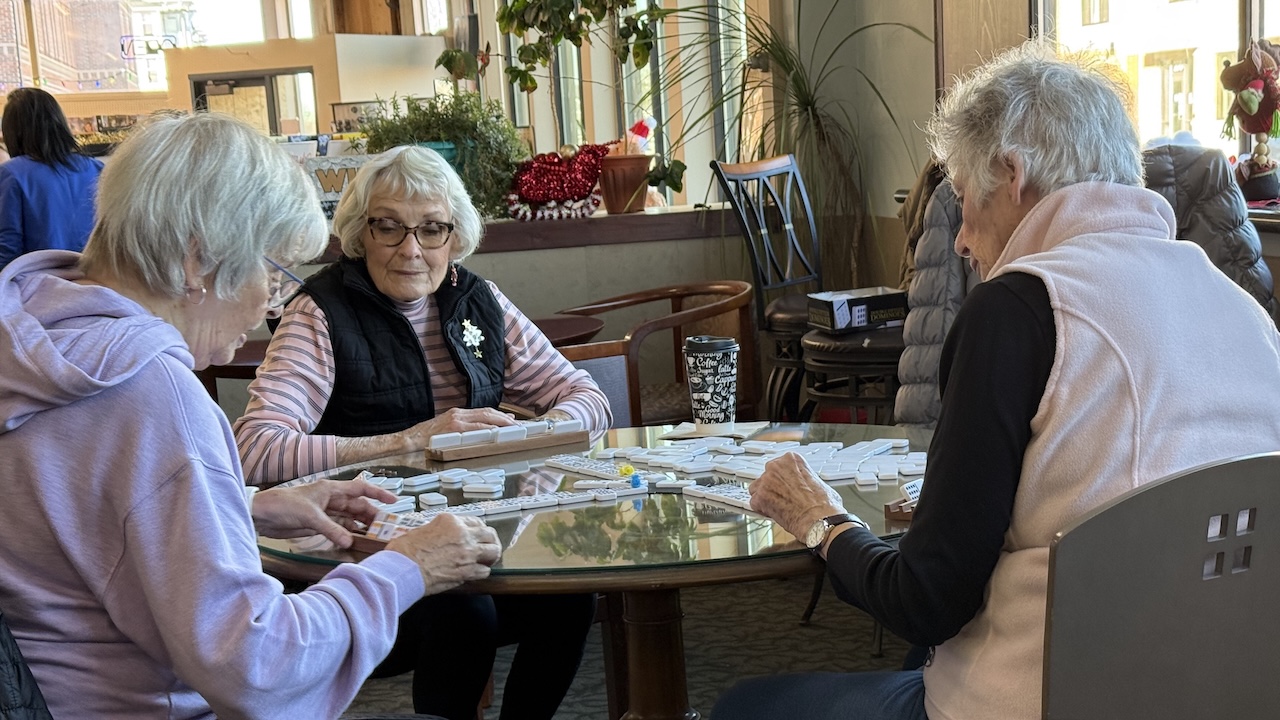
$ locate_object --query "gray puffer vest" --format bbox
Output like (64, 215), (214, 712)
(1143, 143), (1278, 321)
(894, 180), (971, 429)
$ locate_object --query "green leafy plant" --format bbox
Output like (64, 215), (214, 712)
(496, 1), (635, 94)
(495, 1), (684, 193)
(358, 92), (529, 218)
(620, 3), (931, 286)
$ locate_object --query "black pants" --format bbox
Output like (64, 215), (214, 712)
(371, 593), (595, 720)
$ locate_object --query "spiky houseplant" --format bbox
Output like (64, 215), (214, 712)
(623, 2), (930, 286)
(359, 92), (529, 218)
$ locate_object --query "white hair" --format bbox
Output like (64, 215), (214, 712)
(80, 112), (327, 299)
(332, 145), (484, 262)
(926, 41), (1144, 202)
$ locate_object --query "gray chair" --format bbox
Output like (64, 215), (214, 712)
(1043, 452), (1280, 719)
(559, 341), (634, 429)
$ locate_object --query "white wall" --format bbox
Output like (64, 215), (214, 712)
(333, 34), (452, 102)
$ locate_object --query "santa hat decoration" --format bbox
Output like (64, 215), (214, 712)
(627, 117), (657, 152)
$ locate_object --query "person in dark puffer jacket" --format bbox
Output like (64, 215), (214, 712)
(1142, 141), (1278, 322)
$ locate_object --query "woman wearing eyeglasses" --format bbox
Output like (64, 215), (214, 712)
(233, 145), (609, 720)
(0, 114), (505, 718)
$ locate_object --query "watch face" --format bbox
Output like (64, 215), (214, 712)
(805, 519), (828, 549)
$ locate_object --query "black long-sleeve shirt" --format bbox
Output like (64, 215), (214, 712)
(825, 272), (1056, 647)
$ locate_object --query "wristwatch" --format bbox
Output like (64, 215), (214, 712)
(804, 513), (865, 554)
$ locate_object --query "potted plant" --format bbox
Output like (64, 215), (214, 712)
(358, 92), (529, 218)
(622, 2), (930, 286)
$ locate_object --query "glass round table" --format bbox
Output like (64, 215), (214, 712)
(258, 422), (930, 720)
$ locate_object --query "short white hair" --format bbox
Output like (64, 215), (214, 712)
(927, 41), (1144, 202)
(331, 145), (484, 262)
(80, 113), (327, 299)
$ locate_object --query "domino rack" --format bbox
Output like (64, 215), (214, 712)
(424, 430), (591, 461)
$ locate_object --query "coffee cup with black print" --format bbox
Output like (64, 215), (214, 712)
(683, 335), (739, 432)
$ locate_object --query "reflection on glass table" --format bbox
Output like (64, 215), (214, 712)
(256, 423), (931, 720)
(258, 423), (928, 575)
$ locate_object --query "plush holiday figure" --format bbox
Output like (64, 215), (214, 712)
(1221, 40), (1280, 199)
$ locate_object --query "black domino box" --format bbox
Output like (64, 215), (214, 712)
(807, 287), (908, 334)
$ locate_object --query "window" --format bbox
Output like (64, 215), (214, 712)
(1, 0), (315, 95)
(423, 0), (449, 35)
(554, 40), (585, 146)
(1083, 0), (1108, 26)
(1043, 0), (1239, 160)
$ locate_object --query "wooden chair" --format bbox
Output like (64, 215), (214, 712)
(556, 281), (758, 427)
(711, 155), (821, 421)
(1043, 453), (1280, 719)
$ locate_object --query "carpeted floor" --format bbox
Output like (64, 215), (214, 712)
(347, 576), (911, 718)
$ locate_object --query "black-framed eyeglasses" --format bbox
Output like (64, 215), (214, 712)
(264, 256), (305, 309)
(367, 216), (455, 250)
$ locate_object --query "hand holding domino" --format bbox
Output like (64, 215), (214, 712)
(386, 513), (502, 595)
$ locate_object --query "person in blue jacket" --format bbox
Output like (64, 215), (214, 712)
(0, 88), (103, 270)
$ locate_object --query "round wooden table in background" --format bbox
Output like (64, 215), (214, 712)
(531, 314), (606, 346)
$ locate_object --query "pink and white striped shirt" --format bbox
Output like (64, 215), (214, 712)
(233, 281), (611, 486)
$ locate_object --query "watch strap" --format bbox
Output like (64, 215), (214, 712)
(812, 513), (865, 555)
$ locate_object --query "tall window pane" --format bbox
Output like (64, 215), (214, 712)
(1045, 0), (1238, 160)
(555, 40), (584, 146)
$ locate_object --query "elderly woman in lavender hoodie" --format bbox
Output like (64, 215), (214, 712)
(0, 113), (500, 718)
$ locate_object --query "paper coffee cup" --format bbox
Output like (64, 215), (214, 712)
(683, 335), (739, 432)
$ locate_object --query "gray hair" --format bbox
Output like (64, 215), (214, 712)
(331, 145), (483, 262)
(79, 112), (327, 299)
(926, 41), (1144, 203)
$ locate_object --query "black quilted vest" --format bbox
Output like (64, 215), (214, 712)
(303, 257), (506, 437)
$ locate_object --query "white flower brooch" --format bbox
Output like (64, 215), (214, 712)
(462, 319), (485, 359)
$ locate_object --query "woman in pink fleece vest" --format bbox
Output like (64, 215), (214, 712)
(715, 41), (1280, 720)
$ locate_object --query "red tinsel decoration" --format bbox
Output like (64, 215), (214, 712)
(511, 142), (613, 204)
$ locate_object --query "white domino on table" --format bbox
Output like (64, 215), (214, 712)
(462, 482), (504, 497)
(417, 492), (448, 508)
(402, 473), (440, 490)
(544, 454), (628, 481)
(518, 495), (559, 511)
(475, 498), (525, 516)
(550, 490), (597, 505)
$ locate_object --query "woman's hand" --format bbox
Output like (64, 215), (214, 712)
(251, 480), (397, 548)
(748, 452), (847, 539)
(387, 514), (502, 595)
(400, 407), (519, 452)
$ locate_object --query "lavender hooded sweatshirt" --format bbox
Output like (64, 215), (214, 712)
(0, 251), (425, 718)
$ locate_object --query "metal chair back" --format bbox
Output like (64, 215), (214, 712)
(711, 155), (823, 330)
(1044, 452), (1280, 719)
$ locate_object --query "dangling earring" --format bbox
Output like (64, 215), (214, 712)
(185, 286), (207, 306)
(450, 263), (458, 287)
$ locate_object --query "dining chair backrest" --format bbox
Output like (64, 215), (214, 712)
(559, 341), (634, 429)
(557, 281), (758, 426)
(711, 155), (823, 330)
(1043, 452), (1280, 719)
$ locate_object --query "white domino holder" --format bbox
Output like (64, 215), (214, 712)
(425, 419), (590, 462)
